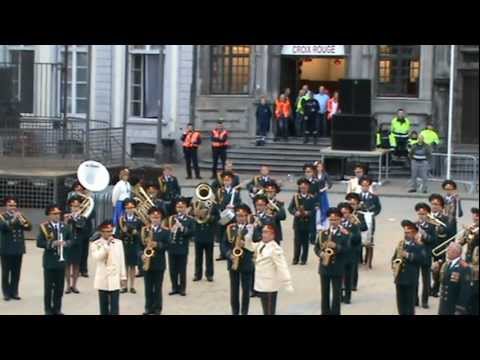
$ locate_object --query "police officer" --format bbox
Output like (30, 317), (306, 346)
(392, 220), (426, 315)
(216, 172), (242, 261)
(158, 165), (181, 216)
(414, 202), (437, 309)
(181, 123), (202, 179)
(428, 194), (450, 297)
(314, 208), (350, 315)
(221, 204), (255, 315)
(192, 200), (219, 282)
(302, 91), (320, 144)
(210, 120), (229, 179)
(338, 202), (363, 304)
(288, 178), (316, 265)
(438, 243), (472, 315)
(166, 198), (194, 296)
(140, 207), (170, 315)
(36, 204), (73, 315)
(115, 198), (143, 294)
(0, 196), (32, 301)
(408, 134), (432, 193)
(390, 108), (411, 159)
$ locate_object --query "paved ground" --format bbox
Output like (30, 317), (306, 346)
(1, 191), (477, 315)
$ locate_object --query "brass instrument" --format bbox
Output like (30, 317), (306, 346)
(392, 239), (406, 281)
(12, 211), (31, 227)
(426, 213), (447, 228)
(294, 195), (308, 220)
(142, 227), (155, 271)
(321, 228), (335, 266)
(158, 176), (167, 195)
(219, 180), (249, 226)
(132, 184), (155, 225)
(230, 226), (246, 271)
(267, 199), (280, 213)
(193, 183), (216, 224)
(349, 212), (361, 225)
(471, 246), (479, 282)
(431, 228), (467, 257)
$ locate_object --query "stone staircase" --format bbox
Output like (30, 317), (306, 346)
(198, 137), (412, 179)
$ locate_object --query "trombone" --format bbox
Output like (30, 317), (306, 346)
(431, 228), (466, 257)
(426, 213), (447, 228)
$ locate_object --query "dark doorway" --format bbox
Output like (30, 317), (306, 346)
(280, 57), (299, 136)
(9, 50), (34, 114)
(461, 71), (479, 145)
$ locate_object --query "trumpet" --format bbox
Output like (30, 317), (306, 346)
(267, 199), (280, 213)
(58, 231), (65, 262)
(14, 211), (30, 227)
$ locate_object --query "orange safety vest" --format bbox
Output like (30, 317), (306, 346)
(211, 129), (229, 148)
(183, 131), (201, 148)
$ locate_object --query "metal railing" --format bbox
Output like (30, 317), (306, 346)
(429, 153), (479, 193)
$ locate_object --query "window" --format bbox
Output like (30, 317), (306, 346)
(8, 48), (35, 113)
(210, 45), (251, 94)
(131, 143), (156, 158)
(128, 45), (161, 118)
(376, 45), (420, 97)
(59, 45), (88, 115)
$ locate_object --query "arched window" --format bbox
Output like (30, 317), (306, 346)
(377, 45), (420, 97)
(210, 45), (251, 94)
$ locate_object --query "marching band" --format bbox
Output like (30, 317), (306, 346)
(0, 161), (478, 316)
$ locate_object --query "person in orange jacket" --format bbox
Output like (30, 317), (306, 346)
(275, 94), (292, 142)
(181, 123), (202, 179)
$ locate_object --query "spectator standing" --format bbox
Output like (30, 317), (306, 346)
(408, 134), (432, 193)
(274, 94), (292, 142)
(181, 123), (202, 179)
(313, 86), (330, 138)
(210, 120), (229, 179)
(326, 91), (340, 137)
(302, 91), (320, 144)
(391, 109), (411, 159)
(255, 96), (272, 146)
(294, 89), (307, 138)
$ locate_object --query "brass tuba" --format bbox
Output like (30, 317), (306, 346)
(132, 184), (155, 225)
(76, 160), (110, 219)
(193, 183), (216, 224)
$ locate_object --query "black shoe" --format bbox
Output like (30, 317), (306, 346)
(121, 288), (128, 294)
(4, 296), (11, 301)
(431, 292), (439, 298)
(11, 295), (21, 300)
(179, 291), (186, 296)
(207, 277), (214, 282)
(300, 261), (306, 265)
(56, 312), (65, 315)
(71, 288), (80, 294)
(344, 299), (351, 304)
(135, 274), (144, 278)
(65, 287), (72, 295)
(143, 311), (153, 315)
(292, 261), (299, 265)
(130, 288), (136, 294)
(195, 176), (203, 180)
(415, 300), (419, 307)
(408, 189), (417, 193)
(153, 311), (161, 315)
(422, 303), (429, 309)
(352, 288), (357, 292)
(216, 257), (226, 261)
(186, 176), (192, 180)
(169, 290), (178, 296)
(193, 277), (201, 282)
(81, 273), (89, 278)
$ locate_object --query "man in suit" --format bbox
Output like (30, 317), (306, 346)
(428, 194), (451, 297)
(392, 220), (426, 315)
(158, 165), (181, 216)
(221, 204), (255, 315)
(91, 221), (127, 315)
(215, 172), (242, 261)
(314, 208), (350, 315)
(438, 242), (472, 315)
(36, 204), (73, 315)
(358, 176), (381, 268)
(288, 178), (316, 265)
(140, 207), (170, 315)
(414, 202), (437, 309)
(166, 198), (194, 296)
(252, 224), (294, 315)
(0, 196), (32, 301)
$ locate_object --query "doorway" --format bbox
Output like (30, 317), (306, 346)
(9, 50), (34, 114)
(461, 71), (479, 145)
(279, 56), (347, 137)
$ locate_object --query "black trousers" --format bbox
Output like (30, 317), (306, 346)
(98, 290), (120, 315)
(1, 255), (22, 297)
(144, 270), (164, 313)
(229, 270), (252, 315)
(194, 242), (214, 279)
(396, 284), (416, 315)
(184, 148), (200, 178)
(44, 269), (65, 315)
(352, 250), (360, 289)
(258, 291), (278, 315)
(343, 261), (354, 301)
(320, 274), (342, 315)
(293, 229), (310, 263)
(216, 224), (228, 259)
(471, 286), (479, 315)
(415, 264), (431, 306)
(304, 114), (316, 136)
(168, 254), (187, 293)
(212, 147), (227, 175)
(79, 239), (89, 274)
(316, 113), (326, 137)
(325, 117), (331, 137)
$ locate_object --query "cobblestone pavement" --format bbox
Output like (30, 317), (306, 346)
(1, 192), (476, 315)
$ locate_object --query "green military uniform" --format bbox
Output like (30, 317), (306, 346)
(0, 212), (32, 300)
(288, 193), (315, 264)
(246, 175), (275, 201)
(340, 218), (361, 303)
(216, 186), (242, 259)
(221, 222), (255, 315)
(158, 175), (181, 216)
(36, 221), (73, 315)
(140, 224), (170, 314)
(115, 214), (143, 267)
(166, 214), (194, 295)
(193, 204), (220, 280)
(430, 212), (450, 297)
(314, 227), (350, 315)
(438, 259), (472, 315)
(210, 172), (240, 193)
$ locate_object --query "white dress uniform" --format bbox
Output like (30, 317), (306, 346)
(91, 238), (127, 291)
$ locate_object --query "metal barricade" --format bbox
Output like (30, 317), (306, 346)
(429, 153), (478, 193)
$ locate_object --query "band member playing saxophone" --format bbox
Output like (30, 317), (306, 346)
(91, 221), (127, 315)
(428, 194), (450, 297)
(221, 204), (255, 315)
(264, 181), (286, 244)
(115, 198), (143, 294)
(414, 202), (437, 309)
(457, 207), (479, 263)
(288, 178), (316, 265)
(36, 204), (73, 315)
(140, 207), (170, 315)
(314, 208), (350, 315)
(393, 221), (426, 315)
(165, 198), (194, 296)
(0, 196), (32, 301)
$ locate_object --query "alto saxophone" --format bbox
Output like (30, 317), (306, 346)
(142, 227), (155, 271)
(321, 228), (335, 266)
(392, 239), (406, 281)
(230, 225), (246, 271)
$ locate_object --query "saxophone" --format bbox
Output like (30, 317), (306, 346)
(321, 228), (335, 266)
(229, 225), (245, 271)
(142, 227), (155, 272)
(392, 239), (406, 281)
